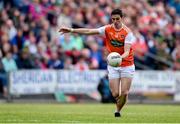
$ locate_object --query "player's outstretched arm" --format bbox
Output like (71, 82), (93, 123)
(58, 27), (100, 35)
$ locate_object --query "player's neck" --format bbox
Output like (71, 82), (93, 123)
(113, 23), (123, 31)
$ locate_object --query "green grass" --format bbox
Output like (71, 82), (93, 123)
(0, 103), (180, 123)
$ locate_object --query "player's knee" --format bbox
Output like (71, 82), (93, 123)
(111, 91), (119, 98)
(113, 94), (120, 103)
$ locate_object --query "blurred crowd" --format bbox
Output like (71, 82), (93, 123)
(0, 0), (180, 96)
(0, 0), (180, 71)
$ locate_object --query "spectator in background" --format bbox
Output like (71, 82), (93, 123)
(81, 48), (99, 69)
(156, 41), (173, 69)
(99, 47), (108, 69)
(1, 51), (17, 72)
(1, 34), (11, 56)
(89, 42), (102, 68)
(132, 29), (148, 69)
(63, 57), (74, 70)
(172, 41), (180, 70)
(5, 19), (17, 41)
(35, 57), (48, 69)
(40, 19), (51, 41)
(15, 48), (35, 69)
(71, 34), (84, 51)
(60, 34), (74, 51)
(74, 55), (89, 71)
(10, 28), (26, 55)
(47, 51), (63, 69)
(37, 32), (49, 56)
(168, 0), (180, 14)
(0, 58), (8, 97)
(25, 31), (38, 55)
(57, 4), (72, 27)
(29, 0), (47, 21)
(68, 48), (81, 65)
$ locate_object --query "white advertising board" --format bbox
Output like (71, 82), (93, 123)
(131, 71), (176, 93)
(56, 70), (106, 94)
(9, 70), (177, 95)
(10, 70), (57, 94)
(174, 72), (180, 101)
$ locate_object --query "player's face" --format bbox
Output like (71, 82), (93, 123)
(111, 14), (122, 28)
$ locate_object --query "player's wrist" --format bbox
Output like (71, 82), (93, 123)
(70, 28), (74, 33)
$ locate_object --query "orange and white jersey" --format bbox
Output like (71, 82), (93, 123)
(98, 24), (134, 67)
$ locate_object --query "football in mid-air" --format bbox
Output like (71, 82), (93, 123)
(107, 52), (122, 67)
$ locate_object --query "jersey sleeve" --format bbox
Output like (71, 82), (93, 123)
(124, 32), (135, 44)
(97, 26), (106, 35)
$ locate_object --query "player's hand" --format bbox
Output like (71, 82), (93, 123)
(58, 27), (72, 35)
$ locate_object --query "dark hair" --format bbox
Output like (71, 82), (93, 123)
(111, 9), (123, 18)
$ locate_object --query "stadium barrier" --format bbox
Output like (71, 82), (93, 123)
(8, 70), (180, 102)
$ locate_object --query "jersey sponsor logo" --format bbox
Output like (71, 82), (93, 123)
(110, 40), (124, 47)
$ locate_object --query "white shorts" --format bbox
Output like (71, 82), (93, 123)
(107, 65), (135, 79)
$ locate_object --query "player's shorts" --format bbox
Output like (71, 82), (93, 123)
(107, 64), (135, 79)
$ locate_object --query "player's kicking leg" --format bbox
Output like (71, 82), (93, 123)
(115, 65), (135, 117)
(109, 78), (121, 117)
(117, 77), (132, 113)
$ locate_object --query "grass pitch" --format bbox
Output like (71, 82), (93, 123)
(0, 103), (180, 123)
